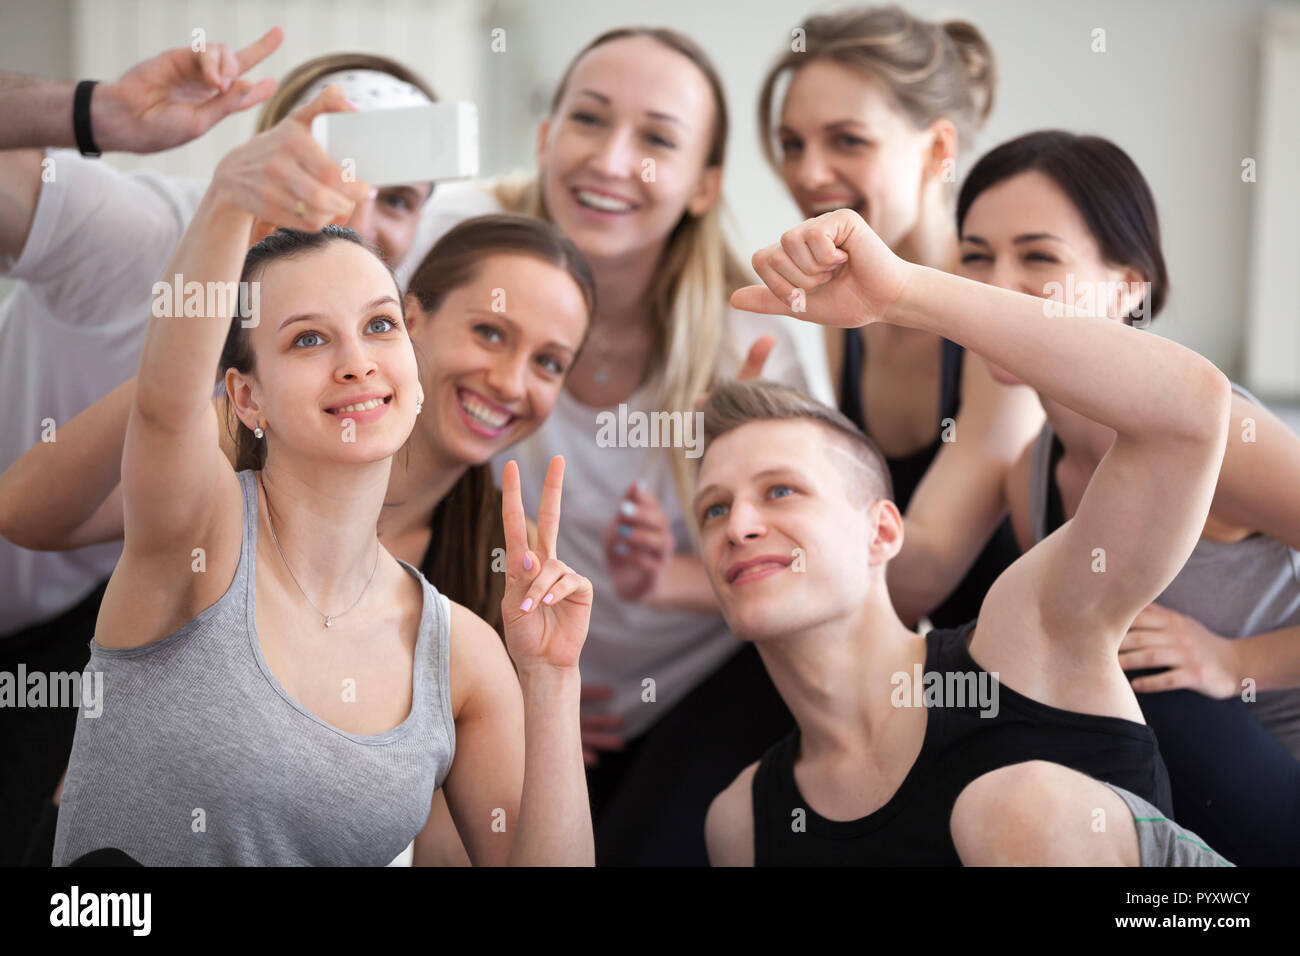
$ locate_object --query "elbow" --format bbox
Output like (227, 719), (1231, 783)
(0, 499), (20, 547)
(133, 380), (194, 433)
(0, 505), (51, 551)
(1178, 362), (1233, 449)
(0, 503), (69, 551)
(0, 480), (35, 549)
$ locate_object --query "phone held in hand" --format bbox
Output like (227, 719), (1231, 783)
(311, 102), (479, 187)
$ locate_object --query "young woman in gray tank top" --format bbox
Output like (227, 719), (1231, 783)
(956, 131), (1300, 865)
(48, 86), (597, 866)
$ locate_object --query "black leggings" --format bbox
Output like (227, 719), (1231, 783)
(1135, 675), (1300, 865)
(585, 643), (794, 866)
(0, 580), (108, 866)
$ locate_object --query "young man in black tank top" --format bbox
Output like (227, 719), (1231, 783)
(694, 209), (1233, 866)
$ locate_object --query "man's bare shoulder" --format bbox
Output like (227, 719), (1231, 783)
(705, 760), (759, 867)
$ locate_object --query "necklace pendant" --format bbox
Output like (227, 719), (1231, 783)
(324, 616), (333, 628)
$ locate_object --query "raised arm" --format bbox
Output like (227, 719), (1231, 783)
(888, 357), (1043, 626)
(733, 209), (1231, 650)
(1121, 391), (1300, 697)
(98, 87), (370, 651)
(0, 29), (281, 262)
(0, 30), (281, 152)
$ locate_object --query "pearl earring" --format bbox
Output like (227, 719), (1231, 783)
(254, 425), (264, 439)
(415, 399), (423, 415)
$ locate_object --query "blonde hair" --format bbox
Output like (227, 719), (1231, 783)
(758, 5), (997, 167)
(254, 53), (437, 132)
(492, 27), (748, 519)
(702, 380), (893, 507)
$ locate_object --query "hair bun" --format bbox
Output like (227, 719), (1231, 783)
(942, 19), (997, 129)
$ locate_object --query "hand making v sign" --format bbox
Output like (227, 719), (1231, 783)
(500, 457), (593, 675)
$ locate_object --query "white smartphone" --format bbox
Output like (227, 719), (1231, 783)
(311, 102), (478, 187)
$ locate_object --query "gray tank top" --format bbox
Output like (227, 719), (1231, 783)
(1027, 386), (1300, 757)
(53, 469), (456, 866)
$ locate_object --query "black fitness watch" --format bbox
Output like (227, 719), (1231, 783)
(73, 79), (102, 157)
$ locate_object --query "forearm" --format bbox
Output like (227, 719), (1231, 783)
(646, 553), (724, 614)
(0, 74), (135, 151)
(889, 264), (1227, 443)
(0, 377), (134, 549)
(508, 665), (593, 865)
(1231, 627), (1300, 693)
(0, 74), (78, 150)
(888, 523), (955, 627)
(135, 191), (252, 427)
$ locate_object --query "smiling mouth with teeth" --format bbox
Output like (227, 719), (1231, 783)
(326, 395), (392, 415)
(574, 188), (638, 214)
(456, 387), (516, 433)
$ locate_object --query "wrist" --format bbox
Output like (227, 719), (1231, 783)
(516, 662), (582, 696)
(198, 179), (254, 226)
(882, 259), (926, 330)
(640, 566), (671, 609)
(87, 81), (131, 153)
(1224, 636), (1249, 693)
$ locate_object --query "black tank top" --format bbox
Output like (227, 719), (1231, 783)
(1044, 432), (1067, 532)
(839, 329), (1021, 628)
(750, 619), (1173, 865)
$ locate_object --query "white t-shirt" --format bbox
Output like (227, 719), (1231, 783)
(0, 150), (206, 637)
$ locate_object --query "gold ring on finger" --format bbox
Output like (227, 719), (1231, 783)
(295, 199), (307, 218)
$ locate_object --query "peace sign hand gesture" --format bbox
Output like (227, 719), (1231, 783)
(500, 457), (593, 674)
(97, 27), (284, 154)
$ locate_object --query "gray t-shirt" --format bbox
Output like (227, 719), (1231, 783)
(53, 469), (455, 866)
(1027, 386), (1300, 758)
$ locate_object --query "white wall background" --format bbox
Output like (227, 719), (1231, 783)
(2, 0), (1297, 400)
(487, 0), (1291, 391)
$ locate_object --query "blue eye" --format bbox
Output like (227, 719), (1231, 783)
(537, 354), (565, 375)
(475, 323), (505, 344)
(382, 193), (411, 211)
(769, 484), (795, 499)
(293, 331), (323, 348)
(367, 316), (396, 334)
(571, 111), (601, 126)
(702, 503), (728, 521)
(836, 134), (870, 149)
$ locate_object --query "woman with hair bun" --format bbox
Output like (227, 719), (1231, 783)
(758, 6), (1043, 632)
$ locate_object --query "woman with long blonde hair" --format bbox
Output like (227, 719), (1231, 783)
(404, 26), (809, 864)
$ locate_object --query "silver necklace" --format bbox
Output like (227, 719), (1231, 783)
(259, 474), (380, 628)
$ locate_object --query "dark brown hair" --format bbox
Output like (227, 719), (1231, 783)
(406, 214), (596, 318)
(956, 131), (1169, 324)
(758, 6), (997, 169)
(406, 214), (596, 632)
